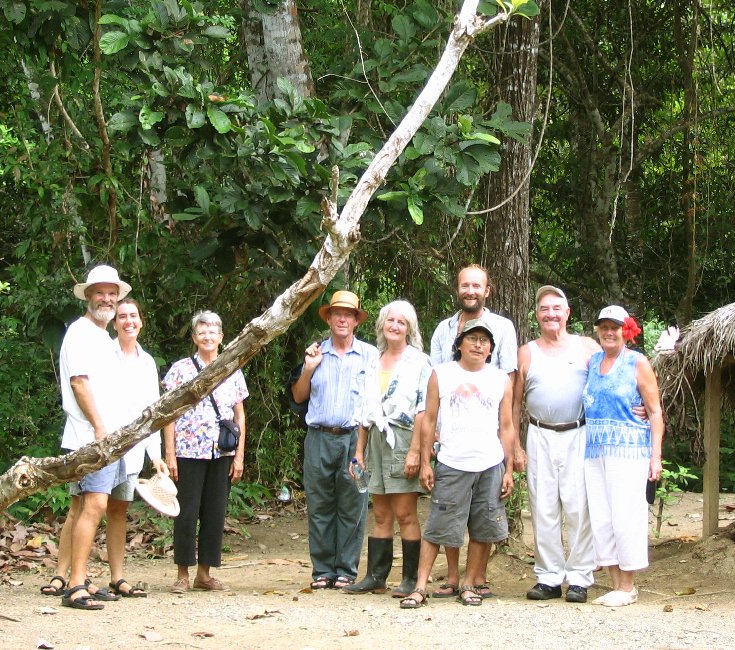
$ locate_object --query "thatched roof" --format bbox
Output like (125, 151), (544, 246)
(653, 303), (735, 451)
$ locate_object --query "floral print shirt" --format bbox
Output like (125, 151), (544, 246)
(162, 354), (248, 459)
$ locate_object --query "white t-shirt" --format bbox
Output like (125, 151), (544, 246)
(114, 340), (162, 474)
(60, 316), (122, 450)
(434, 361), (507, 472)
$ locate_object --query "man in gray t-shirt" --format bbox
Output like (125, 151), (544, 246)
(429, 264), (520, 599)
(513, 286), (599, 604)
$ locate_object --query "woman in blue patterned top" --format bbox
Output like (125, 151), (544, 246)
(345, 300), (431, 598)
(582, 305), (663, 607)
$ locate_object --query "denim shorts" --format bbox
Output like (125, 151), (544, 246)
(67, 455), (128, 496)
(423, 461), (508, 547)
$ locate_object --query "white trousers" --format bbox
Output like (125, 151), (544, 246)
(584, 454), (649, 571)
(526, 424), (595, 588)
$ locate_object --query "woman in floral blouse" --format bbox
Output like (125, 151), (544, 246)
(163, 311), (247, 594)
(345, 300), (431, 598)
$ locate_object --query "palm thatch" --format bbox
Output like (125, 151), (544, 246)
(653, 303), (735, 458)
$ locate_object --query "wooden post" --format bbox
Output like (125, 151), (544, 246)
(702, 366), (722, 537)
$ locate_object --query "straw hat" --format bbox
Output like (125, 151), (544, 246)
(317, 290), (369, 325)
(73, 265), (132, 301)
(135, 472), (180, 517)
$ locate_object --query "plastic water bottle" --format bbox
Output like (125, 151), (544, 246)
(351, 458), (368, 493)
(277, 485), (291, 503)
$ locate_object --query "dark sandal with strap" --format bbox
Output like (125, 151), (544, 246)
(61, 584), (105, 610)
(400, 588), (427, 609)
(84, 578), (120, 601)
(310, 576), (334, 590)
(109, 578), (147, 598)
(40, 575), (67, 597)
(431, 582), (459, 598)
(333, 576), (354, 589)
(473, 583), (495, 599)
(457, 585), (482, 606)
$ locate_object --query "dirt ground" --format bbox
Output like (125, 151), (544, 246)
(3, 492), (735, 650)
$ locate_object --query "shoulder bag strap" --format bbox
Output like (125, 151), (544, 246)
(190, 355), (221, 419)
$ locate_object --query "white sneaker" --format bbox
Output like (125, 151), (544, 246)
(592, 591), (614, 605)
(600, 588), (638, 607)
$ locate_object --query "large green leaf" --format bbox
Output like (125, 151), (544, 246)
(407, 196), (424, 225)
(185, 105), (206, 129)
(207, 107), (232, 134)
(99, 31), (130, 55)
(392, 15), (416, 43)
(194, 186), (211, 215)
(443, 82), (478, 113)
(107, 111), (138, 132)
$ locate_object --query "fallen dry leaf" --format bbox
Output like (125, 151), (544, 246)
(663, 604), (673, 612)
(344, 630), (360, 637)
(535, 603), (550, 608)
(192, 631), (215, 638)
(36, 638), (54, 649)
(694, 603), (710, 611)
(675, 587), (696, 596)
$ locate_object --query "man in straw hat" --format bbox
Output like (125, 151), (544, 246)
(43, 265), (134, 610)
(291, 290), (378, 590)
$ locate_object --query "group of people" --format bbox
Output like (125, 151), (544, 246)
(42, 265), (247, 610)
(42, 261), (663, 611)
(291, 265), (663, 609)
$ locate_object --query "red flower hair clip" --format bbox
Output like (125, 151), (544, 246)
(622, 316), (642, 342)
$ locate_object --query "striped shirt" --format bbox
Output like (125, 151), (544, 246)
(304, 337), (378, 429)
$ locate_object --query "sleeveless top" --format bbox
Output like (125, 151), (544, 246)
(434, 361), (506, 472)
(582, 349), (651, 460)
(525, 339), (587, 423)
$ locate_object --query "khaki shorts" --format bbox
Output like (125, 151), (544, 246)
(423, 461), (508, 547)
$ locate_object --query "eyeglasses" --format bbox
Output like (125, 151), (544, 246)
(464, 335), (491, 346)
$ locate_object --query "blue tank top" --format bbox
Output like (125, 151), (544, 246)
(582, 349), (651, 460)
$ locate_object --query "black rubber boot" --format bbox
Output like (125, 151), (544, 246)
(392, 538), (421, 598)
(343, 537), (393, 594)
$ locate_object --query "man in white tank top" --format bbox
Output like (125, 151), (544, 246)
(399, 319), (514, 608)
(513, 286), (599, 603)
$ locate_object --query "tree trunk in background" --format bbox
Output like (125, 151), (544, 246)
(479, 6), (541, 345)
(674, 1), (699, 327)
(356, 0), (372, 29)
(240, 0), (314, 101)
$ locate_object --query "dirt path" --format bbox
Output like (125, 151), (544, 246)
(3, 493), (735, 650)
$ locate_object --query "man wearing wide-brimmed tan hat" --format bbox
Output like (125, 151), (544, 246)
(45, 265), (132, 610)
(291, 290), (377, 590)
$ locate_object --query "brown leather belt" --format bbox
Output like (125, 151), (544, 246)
(314, 425), (355, 435)
(529, 416), (585, 432)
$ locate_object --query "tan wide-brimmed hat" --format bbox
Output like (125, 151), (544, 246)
(73, 265), (132, 301)
(135, 472), (180, 517)
(317, 290), (369, 325)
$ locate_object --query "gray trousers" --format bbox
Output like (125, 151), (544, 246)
(303, 427), (368, 580)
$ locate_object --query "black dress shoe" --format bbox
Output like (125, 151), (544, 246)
(526, 583), (562, 600)
(565, 585), (588, 603)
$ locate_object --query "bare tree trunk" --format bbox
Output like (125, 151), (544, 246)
(480, 4), (541, 344)
(674, 0), (699, 326)
(240, 0), (314, 101)
(0, 0), (523, 511)
(356, 0), (372, 29)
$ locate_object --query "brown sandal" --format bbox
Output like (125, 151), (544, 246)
(400, 588), (427, 609)
(457, 585), (482, 606)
